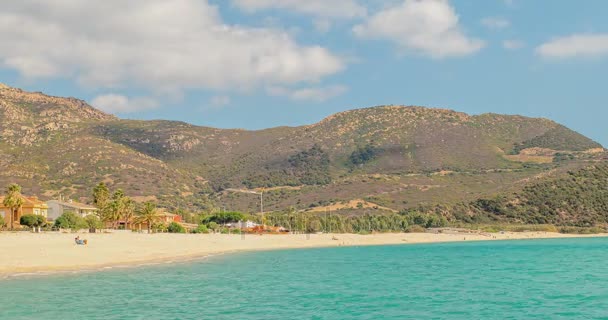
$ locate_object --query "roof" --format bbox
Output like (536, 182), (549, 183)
(47, 200), (98, 210)
(0, 195), (48, 208)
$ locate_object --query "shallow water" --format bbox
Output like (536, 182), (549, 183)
(2, 238), (608, 319)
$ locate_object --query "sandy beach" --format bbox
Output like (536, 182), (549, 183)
(1, 231), (606, 277)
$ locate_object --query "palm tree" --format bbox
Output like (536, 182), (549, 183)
(3, 184), (24, 230)
(109, 189), (126, 229)
(121, 197), (135, 230)
(136, 202), (160, 234)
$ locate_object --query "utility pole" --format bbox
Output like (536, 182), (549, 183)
(260, 189), (264, 226)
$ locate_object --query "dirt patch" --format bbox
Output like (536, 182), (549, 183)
(504, 154), (553, 164)
(305, 199), (397, 213)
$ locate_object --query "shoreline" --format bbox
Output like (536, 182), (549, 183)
(2, 231), (607, 279)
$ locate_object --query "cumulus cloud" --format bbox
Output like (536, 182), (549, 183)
(267, 85), (348, 101)
(0, 1), (344, 95)
(91, 94), (159, 114)
(481, 17), (510, 29)
(536, 34), (608, 59)
(353, 0), (484, 58)
(232, 0), (367, 18)
(503, 39), (524, 50)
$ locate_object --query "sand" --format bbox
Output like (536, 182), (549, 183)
(1, 231), (606, 277)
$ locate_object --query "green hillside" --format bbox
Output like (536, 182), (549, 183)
(0, 84), (605, 222)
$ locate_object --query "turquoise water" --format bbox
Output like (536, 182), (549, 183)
(2, 238), (608, 319)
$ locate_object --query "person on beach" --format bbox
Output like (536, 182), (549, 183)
(75, 236), (87, 245)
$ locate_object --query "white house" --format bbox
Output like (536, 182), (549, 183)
(47, 199), (98, 221)
(226, 220), (259, 229)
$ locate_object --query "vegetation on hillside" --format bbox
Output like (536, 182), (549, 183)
(512, 125), (602, 154)
(0, 84), (605, 219)
(349, 144), (380, 166)
(242, 144), (331, 188)
(429, 164), (608, 226)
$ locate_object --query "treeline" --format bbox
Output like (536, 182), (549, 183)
(262, 209), (447, 233)
(243, 144), (331, 188)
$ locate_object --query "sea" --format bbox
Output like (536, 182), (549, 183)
(2, 238), (608, 319)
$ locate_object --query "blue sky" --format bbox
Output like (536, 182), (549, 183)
(0, 0), (606, 146)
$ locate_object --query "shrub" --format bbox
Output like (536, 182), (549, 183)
(191, 224), (209, 234)
(167, 222), (186, 233)
(405, 225), (426, 233)
(54, 212), (87, 230)
(0, 215), (5, 228)
(20, 214), (46, 228)
(208, 222), (219, 232)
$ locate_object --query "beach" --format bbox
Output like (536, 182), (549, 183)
(1, 231), (606, 277)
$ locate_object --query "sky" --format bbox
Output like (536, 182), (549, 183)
(0, 0), (606, 146)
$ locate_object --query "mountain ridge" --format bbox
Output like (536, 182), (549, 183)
(0, 84), (604, 215)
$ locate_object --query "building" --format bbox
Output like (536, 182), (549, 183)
(226, 220), (259, 229)
(158, 211), (182, 223)
(46, 199), (98, 221)
(131, 210), (184, 232)
(0, 195), (49, 227)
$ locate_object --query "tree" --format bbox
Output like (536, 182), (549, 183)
(84, 215), (102, 231)
(204, 211), (244, 224)
(121, 197), (135, 229)
(136, 202), (160, 234)
(108, 189), (127, 229)
(93, 182), (111, 221)
(3, 184), (24, 229)
(54, 212), (87, 230)
(19, 214), (46, 229)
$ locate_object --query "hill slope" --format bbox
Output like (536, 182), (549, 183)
(0, 84), (604, 216)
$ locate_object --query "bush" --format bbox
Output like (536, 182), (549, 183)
(167, 222), (186, 233)
(208, 222), (219, 232)
(405, 225), (426, 233)
(0, 215), (5, 228)
(54, 212), (87, 230)
(20, 214), (46, 228)
(191, 224), (209, 234)
(559, 226), (605, 234)
(152, 222), (167, 233)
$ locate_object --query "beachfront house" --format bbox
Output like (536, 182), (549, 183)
(46, 199), (98, 221)
(132, 210), (183, 232)
(158, 211), (182, 224)
(0, 195), (49, 226)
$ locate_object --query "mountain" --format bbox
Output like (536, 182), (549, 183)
(0, 84), (605, 218)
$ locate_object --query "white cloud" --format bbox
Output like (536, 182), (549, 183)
(268, 85), (348, 101)
(91, 94), (159, 114)
(209, 95), (231, 108)
(313, 19), (332, 33)
(0, 1), (344, 95)
(503, 39), (524, 50)
(353, 0), (484, 58)
(481, 17), (510, 29)
(232, 0), (367, 18)
(536, 34), (608, 59)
